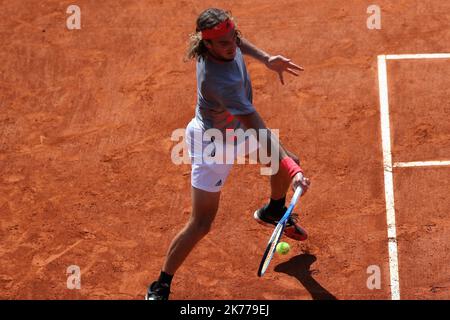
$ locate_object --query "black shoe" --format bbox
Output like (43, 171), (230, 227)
(145, 281), (170, 300)
(254, 204), (308, 241)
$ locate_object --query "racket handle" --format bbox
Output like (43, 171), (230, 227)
(290, 186), (303, 206)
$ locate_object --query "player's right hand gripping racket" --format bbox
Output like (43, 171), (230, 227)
(257, 186), (303, 277)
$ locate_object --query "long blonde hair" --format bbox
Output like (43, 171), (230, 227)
(184, 8), (242, 62)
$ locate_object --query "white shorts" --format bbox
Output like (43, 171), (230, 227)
(185, 118), (260, 192)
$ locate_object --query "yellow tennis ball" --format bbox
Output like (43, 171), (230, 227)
(276, 242), (290, 255)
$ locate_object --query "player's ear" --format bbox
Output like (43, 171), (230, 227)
(203, 40), (212, 49)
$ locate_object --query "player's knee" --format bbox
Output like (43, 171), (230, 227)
(190, 218), (213, 236)
(197, 222), (213, 237)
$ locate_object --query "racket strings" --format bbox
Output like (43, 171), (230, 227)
(259, 224), (284, 276)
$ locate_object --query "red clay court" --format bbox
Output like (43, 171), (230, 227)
(1, 0), (449, 299)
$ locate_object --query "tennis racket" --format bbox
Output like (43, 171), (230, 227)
(257, 186), (303, 277)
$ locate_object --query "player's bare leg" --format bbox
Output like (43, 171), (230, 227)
(162, 186), (220, 275)
(146, 186), (220, 300)
(270, 167), (290, 200)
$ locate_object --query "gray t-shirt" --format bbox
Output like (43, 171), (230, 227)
(195, 47), (255, 135)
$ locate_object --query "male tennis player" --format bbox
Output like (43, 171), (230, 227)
(146, 8), (311, 300)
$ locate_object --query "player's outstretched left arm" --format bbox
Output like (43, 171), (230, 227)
(238, 37), (304, 85)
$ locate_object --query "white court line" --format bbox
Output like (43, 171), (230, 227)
(386, 53), (450, 60)
(394, 161), (450, 168)
(377, 55), (401, 300)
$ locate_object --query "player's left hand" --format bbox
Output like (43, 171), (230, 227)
(265, 55), (304, 85)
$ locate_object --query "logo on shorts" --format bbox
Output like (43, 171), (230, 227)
(215, 179), (222, 186)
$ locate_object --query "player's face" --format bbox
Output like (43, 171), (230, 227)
(206, 29), (238, 61)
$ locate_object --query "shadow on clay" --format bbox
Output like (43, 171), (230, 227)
(274, 253), (337, 300)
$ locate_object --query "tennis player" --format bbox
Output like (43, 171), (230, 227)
(146, 8), (311, 300)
